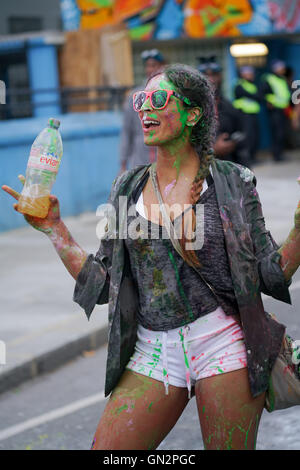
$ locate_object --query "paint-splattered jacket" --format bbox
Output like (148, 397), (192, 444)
(73, 158), (291, 398)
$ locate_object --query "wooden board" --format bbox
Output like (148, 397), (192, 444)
(58, 25), (133, 112)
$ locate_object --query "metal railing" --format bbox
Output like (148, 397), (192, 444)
(0, 85), (132, 119)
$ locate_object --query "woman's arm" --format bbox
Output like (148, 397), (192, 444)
(46, 217), (88, 280)
(278, 201), (300, 282)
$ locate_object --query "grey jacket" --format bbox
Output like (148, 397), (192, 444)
(74, 158), (291, 398)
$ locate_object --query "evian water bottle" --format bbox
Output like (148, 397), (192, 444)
(18, 118), (63, 218)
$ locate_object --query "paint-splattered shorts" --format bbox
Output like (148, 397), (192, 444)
(126, 306), (247, 399)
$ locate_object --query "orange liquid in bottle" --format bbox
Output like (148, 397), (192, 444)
(18, 195), (50, 218)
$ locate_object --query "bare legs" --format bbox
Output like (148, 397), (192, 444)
(91, 367), (265, 450)
(91, 370), (189, 450)
(195, 367), (265, 450)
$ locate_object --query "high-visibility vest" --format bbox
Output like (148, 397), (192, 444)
(233, 79), (260, 114)
(264, 73), (290, 109)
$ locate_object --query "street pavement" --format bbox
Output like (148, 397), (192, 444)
(0, 151), (299, 449)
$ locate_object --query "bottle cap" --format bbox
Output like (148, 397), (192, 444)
(48, 118), (60, 129)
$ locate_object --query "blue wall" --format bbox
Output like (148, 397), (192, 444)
(0, 112), (122, 232)
(0, 34), (62, 118)
(27, 39), (61, 117)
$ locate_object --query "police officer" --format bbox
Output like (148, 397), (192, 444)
(197, 56), (251, 168)
(261, 60), (291, 162)
(233, 66), (261, 164)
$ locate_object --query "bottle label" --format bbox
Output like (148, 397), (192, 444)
(27, 148), (60, 173)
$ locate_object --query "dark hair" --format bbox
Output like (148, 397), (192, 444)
(146, 63), (217, 267)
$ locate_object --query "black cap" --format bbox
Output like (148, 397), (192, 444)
(197, 56), (222, 74)
(141, 49), (165, 63)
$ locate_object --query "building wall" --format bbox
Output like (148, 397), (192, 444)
(132, 38), (227, 88)
(0, 0), (61, 35)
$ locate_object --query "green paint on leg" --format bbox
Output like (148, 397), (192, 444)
(148, 439), (156, 450)
(253, 414), (259, 449)
(148, 402), (153, 412)
(225, 427), (235, 450)
(236, 417), (253, 450)
(116, 404), (128, 415)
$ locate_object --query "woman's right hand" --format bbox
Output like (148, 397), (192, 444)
(2, 175), (61, 234)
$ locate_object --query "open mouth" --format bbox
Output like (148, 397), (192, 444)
(142, 119), (160, 130)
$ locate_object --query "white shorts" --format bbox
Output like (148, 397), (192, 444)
(126, 306), (247, 399)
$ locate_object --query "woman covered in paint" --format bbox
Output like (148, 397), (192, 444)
(3, 64), (300, 450)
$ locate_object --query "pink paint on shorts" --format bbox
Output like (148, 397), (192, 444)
(126, 306), (247, 397)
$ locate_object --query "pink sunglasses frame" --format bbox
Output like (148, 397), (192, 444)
(132, 89), (193, 112)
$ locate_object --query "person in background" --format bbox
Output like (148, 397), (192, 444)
(260, 60), (291, 162)
(233, 66), (261, 165)
(197, 56), (251, 169)
(284, 65), (300, 134)
(119, 49), (166, 173)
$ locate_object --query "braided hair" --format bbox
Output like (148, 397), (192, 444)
(146, 64), (217, 267)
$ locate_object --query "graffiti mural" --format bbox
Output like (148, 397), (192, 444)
(268, 0), (300, 32)
(60, 0), (300, 38)
(183, 0), (253, 38)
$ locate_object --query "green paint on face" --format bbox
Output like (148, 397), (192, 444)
(202, 406), (205, 413)
(142, 74), (193, 159)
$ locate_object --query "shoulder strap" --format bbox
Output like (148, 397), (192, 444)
(149, 163), (218, 299)
(149, 163), (184, 257)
